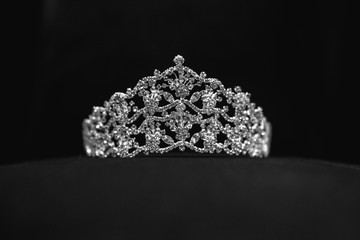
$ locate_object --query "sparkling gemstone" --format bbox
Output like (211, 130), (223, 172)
(154, 69), (161, 76)
(200, 71), (207, 79)
(163, 135), (174, 145)
(173, 55), (185, 66)
(190, 91), (201, 103)
(176, 103), (186, 112)
(190, 133), (200, 144)
(234, 86), (242, 93)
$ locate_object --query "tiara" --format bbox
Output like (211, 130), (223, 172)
(83, 55), (271, 158)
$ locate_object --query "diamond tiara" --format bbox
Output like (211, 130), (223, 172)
(83, 55), (271, 158)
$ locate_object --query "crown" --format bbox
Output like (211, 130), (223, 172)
(83, 55), (271, 158)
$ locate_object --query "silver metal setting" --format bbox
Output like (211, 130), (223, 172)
(83, 55), (271, 158)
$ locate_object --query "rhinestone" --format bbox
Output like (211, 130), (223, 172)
(234, 86), (242, 93)
(173, 55), (185, 66)
(154, 69), (161, 76)
(190, 133), (200, 144)
(200, 72), (207, 79)
(163, 135), (174, 145)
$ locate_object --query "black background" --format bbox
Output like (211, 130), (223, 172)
(10, 0), (348, 165)
(3, 2), (359, 239)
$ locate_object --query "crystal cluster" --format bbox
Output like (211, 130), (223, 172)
(83, 55), (271, 158)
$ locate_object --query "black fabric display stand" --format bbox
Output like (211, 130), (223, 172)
(1, 155), (359, 239)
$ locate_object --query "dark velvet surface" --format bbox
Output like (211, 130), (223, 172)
(1, 155), (359, 239)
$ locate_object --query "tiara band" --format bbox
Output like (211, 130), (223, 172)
(83, 55), (271, 158)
